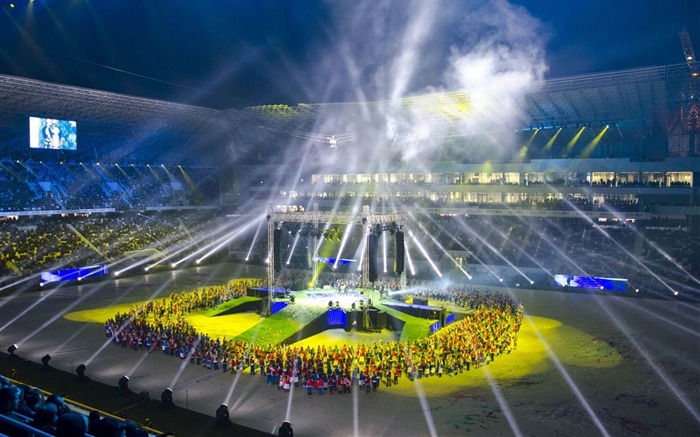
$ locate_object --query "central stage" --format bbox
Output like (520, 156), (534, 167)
(244, 286), (454, 343)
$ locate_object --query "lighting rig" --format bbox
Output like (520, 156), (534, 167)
(370, 222), (401, 235)
(267, 205), (407, 314)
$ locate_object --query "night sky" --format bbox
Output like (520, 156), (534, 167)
(1, 0), (698, 109)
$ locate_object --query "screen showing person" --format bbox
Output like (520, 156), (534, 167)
(29, 116), (77, 150)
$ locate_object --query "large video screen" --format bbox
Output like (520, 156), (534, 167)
(40, 265), (108, 286)
(29, 116), (77, 150)
(554, 274), (628, 291)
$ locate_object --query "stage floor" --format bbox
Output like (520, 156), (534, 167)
(1, 262), (698, 436)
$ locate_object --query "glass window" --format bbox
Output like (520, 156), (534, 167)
(642, 172), (664, 187)
(615, 172), (640, 186)
(505, 193), (526, 203)
(525, 172), (545, 185)
(546, 172), (567, 185)
(503, 172), (519, 185)
(591, 172), (614, 186)
(667, 172), (692, 187)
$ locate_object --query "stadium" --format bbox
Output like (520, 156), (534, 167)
(1, 1), (699, 437)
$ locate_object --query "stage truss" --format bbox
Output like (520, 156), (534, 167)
(266, 205), (406, 315)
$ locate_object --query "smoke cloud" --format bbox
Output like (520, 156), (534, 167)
(280, 0), (549, 171)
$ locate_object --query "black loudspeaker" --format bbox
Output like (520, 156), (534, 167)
(414, 297), (429, 306)
(395, 231), (404, 275)
(368, 233), (379, 282)
(273, 228), (282, 272)
(376, 311), (387, 329)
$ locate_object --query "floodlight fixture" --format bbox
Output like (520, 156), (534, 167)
(76, 364), (87, 380)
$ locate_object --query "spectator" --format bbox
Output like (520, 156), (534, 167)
(88, 410), (101, 434)
(46, 393), (70, 415)
(31, 401), (59, 434)
(94, 417), (127, 437)
(0, 386), (20, 416)
(56, 412), (88, 437)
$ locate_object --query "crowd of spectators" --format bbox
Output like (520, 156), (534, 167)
(0, 159), (219, 213)
(419, 215), (699, 295)
(309, 192), (653, 213)
(0, 375), (157, 437)
(2, 206), (696, 299)
(104, 280), (522, 399)
(313, 174), (691, 189)
(0, 211), (220, 277)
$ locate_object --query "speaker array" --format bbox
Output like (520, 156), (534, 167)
(368, 233), (379, 282)
(395, 230), (405, 275)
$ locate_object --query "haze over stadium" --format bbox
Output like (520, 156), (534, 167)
(0, 1), (699, 437)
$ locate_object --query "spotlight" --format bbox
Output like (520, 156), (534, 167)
(7, 344), (17, 358)
(41, 354), (51, 369)
(118, 375), (130, 394)
(215, 404), (230, 428)
(161, 388), (174, 409)
(75, 364), (87, 380)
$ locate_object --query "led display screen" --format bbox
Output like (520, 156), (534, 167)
(40, 265), (108, 285)
(554, 274), (628, 291)
(29, 116), (77, 150)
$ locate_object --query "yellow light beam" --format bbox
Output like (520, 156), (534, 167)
(518, 129), (539, 159)
(564, 127), (586, 155)
(579, 126), (609, 158)
(544, 127), (563, 150)
(179, 166), (196, 189)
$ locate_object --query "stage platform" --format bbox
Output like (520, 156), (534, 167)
(243, 286), (457, 341)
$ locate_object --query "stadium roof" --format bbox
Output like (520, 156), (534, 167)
(235, 64), (688, 132)
(0, 62), (696, 163)
(0, 75), (219, 133)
